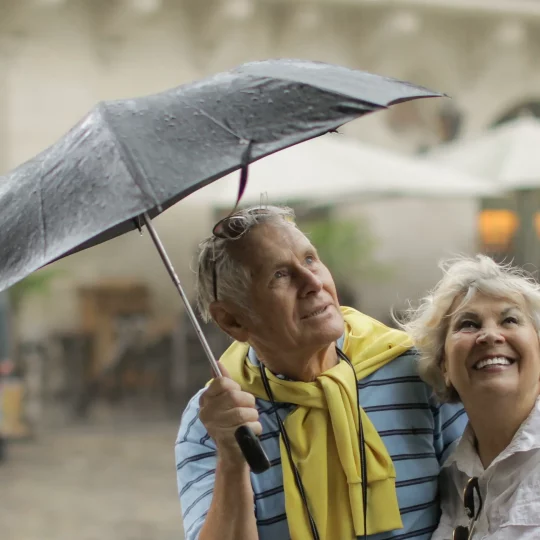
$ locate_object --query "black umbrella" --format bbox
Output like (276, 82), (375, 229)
(0, 58), (441, 472)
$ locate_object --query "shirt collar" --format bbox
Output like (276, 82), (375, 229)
(247, 334), (346, 381)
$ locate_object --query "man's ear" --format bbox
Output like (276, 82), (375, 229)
(209, 301), (249, 343)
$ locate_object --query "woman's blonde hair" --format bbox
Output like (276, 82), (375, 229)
(399, 255), (540, 402)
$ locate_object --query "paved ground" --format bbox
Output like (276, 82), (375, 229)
(0, 419), (185, 540)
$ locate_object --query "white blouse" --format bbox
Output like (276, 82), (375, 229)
(432, 398), (540, 539)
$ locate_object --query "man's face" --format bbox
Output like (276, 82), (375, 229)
(235, 221), (344, 357)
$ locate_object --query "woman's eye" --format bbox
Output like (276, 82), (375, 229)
(274, 270), (286, 279)
(504, 316), (519, 325)
(458, 320), (478, 330)
(305, 255), (315, 265)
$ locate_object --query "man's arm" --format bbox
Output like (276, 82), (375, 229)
(175, 365), (260, 540)
(198, 457), (258, 540)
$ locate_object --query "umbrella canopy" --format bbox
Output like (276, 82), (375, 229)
(189, 133), (500, 206)
(0, 58), (442, 294)
(0, 59), (447, 474)
(425, 116), (540, 189)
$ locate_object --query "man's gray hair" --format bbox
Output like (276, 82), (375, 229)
(399, 255), (540, 403)
(195, 205), (296, 323)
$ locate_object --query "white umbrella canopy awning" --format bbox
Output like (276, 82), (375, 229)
(188, 133), (500, 207)
(425, 116), (540, 189)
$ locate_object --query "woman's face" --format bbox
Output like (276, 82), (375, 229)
(443, 292), (540, 404)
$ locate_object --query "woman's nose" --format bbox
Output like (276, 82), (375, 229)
(476, 326), (505, 345)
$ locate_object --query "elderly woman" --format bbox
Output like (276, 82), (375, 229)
(401, 255), (540, 539)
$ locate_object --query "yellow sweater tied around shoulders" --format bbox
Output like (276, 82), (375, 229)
(219, 306), (413, 540)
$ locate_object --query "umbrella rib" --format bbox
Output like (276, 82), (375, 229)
(185, 104), (244, 141)
(98, 104), (163, 211)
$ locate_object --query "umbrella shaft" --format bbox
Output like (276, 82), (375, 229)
(141, 213), (222, 377)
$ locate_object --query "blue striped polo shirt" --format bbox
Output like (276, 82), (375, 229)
(175, 347), (467, 540)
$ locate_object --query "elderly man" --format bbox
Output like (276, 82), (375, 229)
(175, 205), (466, 540)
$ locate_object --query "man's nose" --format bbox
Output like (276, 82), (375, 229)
(476, 325), (505, 345)
(299, 267), (323, 296)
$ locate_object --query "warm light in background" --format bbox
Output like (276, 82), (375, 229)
(534, 212), (540, 240)
(478, 209), (519, 252)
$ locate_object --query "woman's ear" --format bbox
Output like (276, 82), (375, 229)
(209, 301), (249, 343)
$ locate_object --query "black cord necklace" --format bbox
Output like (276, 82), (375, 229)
(258, 346), (368, 540)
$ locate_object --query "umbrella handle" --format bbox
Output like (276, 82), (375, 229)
(141, 213), (271, 474)
(234, 426), (272, 474)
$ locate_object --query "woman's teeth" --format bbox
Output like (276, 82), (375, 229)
(474, 357), (513, 370)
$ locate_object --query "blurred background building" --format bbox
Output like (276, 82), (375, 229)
(1, 1), (540, 539)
